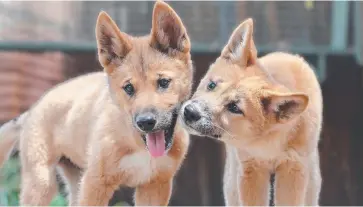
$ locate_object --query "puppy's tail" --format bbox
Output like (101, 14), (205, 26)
(0, 112), (28, 168)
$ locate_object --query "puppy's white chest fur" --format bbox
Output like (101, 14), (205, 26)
(119, 151), (174, 187)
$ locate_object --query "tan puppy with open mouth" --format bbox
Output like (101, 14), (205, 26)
(180, 18), (322, 206)
(0, 1), (193, 206)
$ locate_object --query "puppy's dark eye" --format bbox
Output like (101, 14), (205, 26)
(158, 78), (171, 89)
(226, 102), (243, 114)
(207, 81), (217, 91)
(123, 83), (135, 96)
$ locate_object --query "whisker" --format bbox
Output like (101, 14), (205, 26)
(199, 115), (236, 139)
(211, 122), (236, 139)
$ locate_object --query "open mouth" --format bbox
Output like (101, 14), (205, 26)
(182, 119), (222, 140)
(142, 110), (178, 158)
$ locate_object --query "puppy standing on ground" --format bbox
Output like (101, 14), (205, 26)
(0, 1), (193, 206)
(180, 18), (322, 206)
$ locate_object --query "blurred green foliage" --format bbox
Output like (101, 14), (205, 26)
(0, 157), (67, 206)
(304, 0), (314, 11)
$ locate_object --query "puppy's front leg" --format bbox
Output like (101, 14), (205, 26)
(239, 160), (270, 206)
(77, 140), (128, 206)
(275, 160), (308, 206)
(134, 178), (172, 206)
(223, 146), (241, 206)
(77, 169), (120, 206)
(305, 151), (322, 206)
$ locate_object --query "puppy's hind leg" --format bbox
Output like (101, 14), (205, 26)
(58, 159), (83, 206)
(19, 128), (60, 205)
(20, 158), (59, 205)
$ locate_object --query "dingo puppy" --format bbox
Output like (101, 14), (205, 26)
(180, 18), (322, 206)
(0, 1), (193, 206)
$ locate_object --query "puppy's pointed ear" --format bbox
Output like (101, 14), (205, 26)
(261, 90), (309, 124)
(221, 18), (257, 67)
(150, 1), (190, 55)
(95, 11), (132, 73)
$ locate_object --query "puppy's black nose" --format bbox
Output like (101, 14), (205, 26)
(184, 104), (201, 122)
(136, 113), (156, 131)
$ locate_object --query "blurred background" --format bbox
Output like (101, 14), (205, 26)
(0, 0), (362, 206)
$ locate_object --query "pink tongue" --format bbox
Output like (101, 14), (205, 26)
(146, 130), (166, 158)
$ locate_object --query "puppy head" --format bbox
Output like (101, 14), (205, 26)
(180, 18), (308, 145)
(95, 1), (193, 157)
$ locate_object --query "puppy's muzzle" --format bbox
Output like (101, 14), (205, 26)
(183, 104), (201, 122)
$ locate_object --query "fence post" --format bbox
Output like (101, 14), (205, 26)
(330, 0), (349, 51)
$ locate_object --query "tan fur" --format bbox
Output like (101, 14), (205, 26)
(181, 18), (322, 206)
(0, 1), (193, 206)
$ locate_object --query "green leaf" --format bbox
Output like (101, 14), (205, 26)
(50, 194), (67, 206)
(304, 0), (314, 11)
